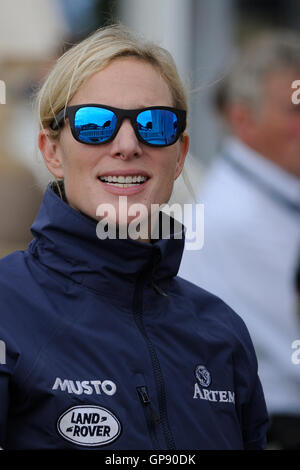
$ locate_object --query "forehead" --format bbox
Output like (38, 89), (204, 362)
(70, 57), (173, 108)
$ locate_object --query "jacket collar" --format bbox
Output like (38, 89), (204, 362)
(29, 183), (185, 300)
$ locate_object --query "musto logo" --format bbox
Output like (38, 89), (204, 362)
(57, 405), (121, 446)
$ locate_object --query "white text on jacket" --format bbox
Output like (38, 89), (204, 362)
(193, 383), (235, 403)
(52, 377), (117, 396)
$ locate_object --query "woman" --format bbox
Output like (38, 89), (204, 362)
(0, 25), (268, 450)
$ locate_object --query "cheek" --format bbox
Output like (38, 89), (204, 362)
(60, 137), (98, 178)
(157, 147), (180, 177)
(152, 152), (179, 202)
(284, 115), (300, 138)
(268, 117), (294, 141)
(262, 106), (294, 136)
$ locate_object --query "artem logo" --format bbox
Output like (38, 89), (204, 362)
(193, 364), (235, 404)
(57, 405), (121, 446)
(195, 365), (211, 388)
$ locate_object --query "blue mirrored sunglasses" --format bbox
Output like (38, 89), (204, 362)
(50, 104), (186, 147)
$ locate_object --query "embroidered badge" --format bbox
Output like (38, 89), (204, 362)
(195, 365), (211, 388)
(57, 405), (121, 446)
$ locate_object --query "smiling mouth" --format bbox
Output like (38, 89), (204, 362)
(98, 175), (150, 188)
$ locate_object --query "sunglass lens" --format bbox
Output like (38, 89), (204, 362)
(74, 107), (117, 143)
(137, 109), (179, 145)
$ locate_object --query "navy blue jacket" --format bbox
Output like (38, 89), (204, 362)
(0, 184), (269, 450)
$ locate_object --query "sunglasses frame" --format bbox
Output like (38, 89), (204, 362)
(50, 103), (186, 147)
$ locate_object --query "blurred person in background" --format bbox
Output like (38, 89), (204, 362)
(0, 0), (68, 257)
(0, 92), (43, 258)
(179, 30), (300, 450)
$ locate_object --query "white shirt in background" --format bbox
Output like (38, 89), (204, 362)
(179, 136), (300, 415)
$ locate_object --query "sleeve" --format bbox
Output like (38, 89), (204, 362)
(0, 370), (9, 449)
(0, 341), (9, 449)
(0, 329), (20, 449)
(241, 373), (269, 450)
(225, 304), (269, 450)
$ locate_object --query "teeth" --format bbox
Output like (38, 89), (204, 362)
(104, 183), (142, 188)
(99, 175), (148, 184)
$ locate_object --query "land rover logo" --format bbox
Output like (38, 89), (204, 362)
(195, 365), (211, 388)
(57, 405), (121, 446)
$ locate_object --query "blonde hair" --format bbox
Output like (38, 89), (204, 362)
(36, 23), (188, 137)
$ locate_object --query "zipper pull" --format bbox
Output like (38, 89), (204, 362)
(151, 279), (168, 297)
(137, 386), (161, 424)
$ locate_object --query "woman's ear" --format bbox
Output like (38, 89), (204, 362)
(175, 132), (189, 180)
(38, 130), (65, 179)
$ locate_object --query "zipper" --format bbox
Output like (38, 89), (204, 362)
(151, 279), (168, 297)
(133, 269), (176, 450)
(137, 386), (161, 449)
(150, 249), (168, 297)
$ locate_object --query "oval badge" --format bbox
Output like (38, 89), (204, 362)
(57, 405), (121, 447)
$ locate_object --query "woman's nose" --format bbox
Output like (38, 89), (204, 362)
(110, 119), (142, 160)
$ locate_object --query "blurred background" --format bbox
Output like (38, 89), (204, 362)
(0, 0), (300, 255)
(0, 0), (300, 450)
